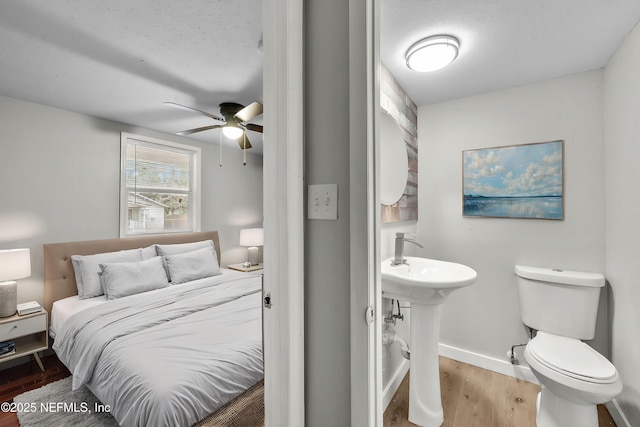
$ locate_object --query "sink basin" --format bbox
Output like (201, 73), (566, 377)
(381, 256), (477, 426)
(381, 256), (477, 304)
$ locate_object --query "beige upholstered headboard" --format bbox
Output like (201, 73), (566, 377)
(43, 231), (221, 317)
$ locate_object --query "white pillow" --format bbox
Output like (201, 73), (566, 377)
(163, 247), (222, 284)
(99, 256), (170, 300)
(156, 240), (216, 257)
(141, 244), (158, 260)
(72, 248), (142, 299)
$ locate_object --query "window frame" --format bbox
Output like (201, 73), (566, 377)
(119, 132), (201, 237)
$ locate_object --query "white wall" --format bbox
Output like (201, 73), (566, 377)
(417, 71), (609, 366)
(0, 94), (263, 306)
(604, 21), (640, 426)
(379, 63), (418, 403)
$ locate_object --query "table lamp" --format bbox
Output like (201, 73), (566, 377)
(239, 228), (263, 266)
(0, 248), (31, 317)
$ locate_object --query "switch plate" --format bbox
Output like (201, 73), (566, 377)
(308, 184), (338, 220)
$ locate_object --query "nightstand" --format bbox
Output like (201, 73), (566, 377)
(0, 309), (48, 371)
(228, 263), (264, 273)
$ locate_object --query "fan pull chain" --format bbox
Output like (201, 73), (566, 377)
(219, 131), (223, 167)
(243, 133), (247, 166)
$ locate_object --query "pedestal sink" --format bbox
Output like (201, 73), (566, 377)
(381, 257), (477, 427)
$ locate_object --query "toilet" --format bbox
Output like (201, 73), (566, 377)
(515, 265), (623, 427)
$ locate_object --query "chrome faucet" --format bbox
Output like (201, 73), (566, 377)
(392, 232), (424, 265)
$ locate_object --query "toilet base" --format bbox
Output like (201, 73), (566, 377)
(535, 388), (598, 427)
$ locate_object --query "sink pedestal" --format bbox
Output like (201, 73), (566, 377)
(381, 256), (477, 427)
(409, 302), (444, 427)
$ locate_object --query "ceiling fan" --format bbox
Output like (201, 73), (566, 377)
(164, 101), (263, 149)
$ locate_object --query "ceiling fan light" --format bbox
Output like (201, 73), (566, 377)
(222, 124), (244, 139)
(406, 35), (459, 72)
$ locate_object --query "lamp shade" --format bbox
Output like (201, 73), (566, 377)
(239, 228), (264, 247)
(0, 248), (31, 282)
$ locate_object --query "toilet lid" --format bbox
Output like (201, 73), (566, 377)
(528, 332), (617, 383)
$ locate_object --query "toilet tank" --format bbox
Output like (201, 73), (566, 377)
(514, 265), (605, 340)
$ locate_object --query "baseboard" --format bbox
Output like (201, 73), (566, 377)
(438, 342), (539, 384)
(383, 358), (410, 410)
(606, 399), (633, 427)
(382, 343), (537, 410)
(382, 343), (633, 426)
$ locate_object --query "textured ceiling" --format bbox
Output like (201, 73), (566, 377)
(1, 1), (639, 154)
(381, 0), (640, 106)
(0, 0), (264, 151)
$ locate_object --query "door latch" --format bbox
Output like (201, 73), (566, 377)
(263, 291), (272, 309)
(365, 305), (374, 325)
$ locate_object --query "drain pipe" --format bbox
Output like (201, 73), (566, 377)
(383, 327), (410, 360)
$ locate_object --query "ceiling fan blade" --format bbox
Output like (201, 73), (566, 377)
(176, 124), (222, 136)
(234, 101), (263, 122)
(244, 123), (263, 133)
(236, 134), (253, 149)
(164, 102), (224, 122)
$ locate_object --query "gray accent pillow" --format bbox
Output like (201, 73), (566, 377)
(99, 256), (170, 300)
(163, 247), (222, 284)
(72, 248), (142, 299)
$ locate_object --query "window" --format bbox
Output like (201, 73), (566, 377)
(120, 133), (201, 236)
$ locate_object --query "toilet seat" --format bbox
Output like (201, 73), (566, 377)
(528, 332), (617, 384)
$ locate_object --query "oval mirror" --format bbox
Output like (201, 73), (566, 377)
(380, 111), (408, 205)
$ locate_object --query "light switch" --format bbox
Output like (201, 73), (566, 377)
(308, 184), (338, 220)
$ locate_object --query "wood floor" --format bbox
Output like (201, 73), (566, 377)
(0, 354), (70, 427)
(384, 356), (617, 427)
(1, 354), (617, 427)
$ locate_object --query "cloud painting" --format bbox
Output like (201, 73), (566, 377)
(463, 141), (563, 219)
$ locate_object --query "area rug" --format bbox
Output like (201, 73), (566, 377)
(13, 376), (264, 427)
(13, 377), (118, 427)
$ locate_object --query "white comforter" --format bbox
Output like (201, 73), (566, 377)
(53, 272), (263, 427)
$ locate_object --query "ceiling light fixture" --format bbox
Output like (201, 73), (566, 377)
(222, 124), (244, 139)
(406, 35), (459, 72)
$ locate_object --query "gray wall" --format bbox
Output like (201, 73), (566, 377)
(417, 70), (609, 363)
(304, 0), (352, 425)
(0, 94), (263, 306)
(604, 21), (640, 426)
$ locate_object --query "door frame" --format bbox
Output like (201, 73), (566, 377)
(349, 0), (382, 426)
(263, 0), (380, 425)
(262, 0), (305, 425)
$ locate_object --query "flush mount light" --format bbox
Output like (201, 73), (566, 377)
(406, 35), (459, 72)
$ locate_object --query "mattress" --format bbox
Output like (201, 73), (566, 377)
(52, 270), (263, 427)
(50, 295), (107, 339)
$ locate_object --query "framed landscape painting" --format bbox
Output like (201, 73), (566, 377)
(463, 140), (564, 220)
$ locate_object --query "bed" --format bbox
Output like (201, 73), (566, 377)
(43, 231), (264, 427)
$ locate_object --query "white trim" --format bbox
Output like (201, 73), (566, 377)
(438, 343), (539, 384)
(436, 344), (634, 426)
(262, 0), (304, 426)
(606, 399), (633, 427)
(119, 132), (201, 237)
(383, 343), (634, 425)
(349, 0), (380, 426)
(383, 359), (410, 410)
